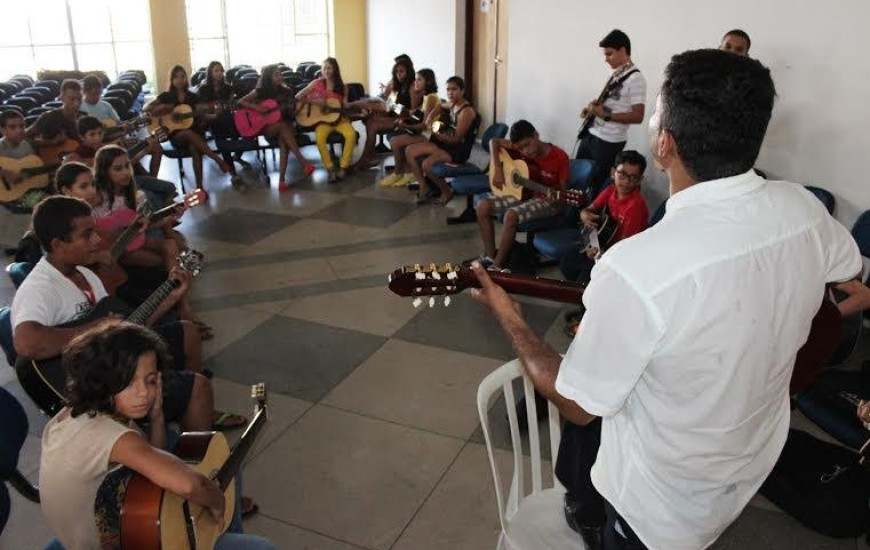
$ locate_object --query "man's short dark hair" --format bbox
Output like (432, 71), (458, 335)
(32, 195), (92, 252)
(82, 74), (102, 93)
(509, 119), (536, 143)
(615, 150), (647, 173)
(77, 116), (103, 136)
(659, 49), (775, 182)
(723, 29), (751, 52)
(0, 110), (24, 128)
(55, 162), (92, 192)
(64, 322), (171, 418)
(60, 79), (81, 94)
(600, 29), (631, 55)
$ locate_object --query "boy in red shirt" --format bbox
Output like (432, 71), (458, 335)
(471, 119), (570, 270)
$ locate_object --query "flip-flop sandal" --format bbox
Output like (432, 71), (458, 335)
(241, 496), (260, 519)
(193, 321), (215, 341)
(212, 411), (247, 431)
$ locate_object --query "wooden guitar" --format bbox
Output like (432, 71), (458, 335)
(490, 148), (585, 206)
(36, 138), (79, 164)
(294, 98), (357, 128)
(387, 263), (843, 396)
(0, 154), (59, 203)
(233, 99), (284, 138)
(94, 384), (269, 550)
(14, 249), (204, 416)
(122, 126), (170, 159)
(93, 189), (207, 294)
(835, 391), (870, 469)
(148, 105), (196, 134)
(576, 64), (637, 140)
(579, 204), (619, 256)
(103, 113), (154, 143)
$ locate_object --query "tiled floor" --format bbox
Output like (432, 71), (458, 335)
(0, 137), (868, 550)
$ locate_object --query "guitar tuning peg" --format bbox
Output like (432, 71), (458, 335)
(431, 271), (442, 280)
(415, 272), (426, 280)
(447, 271), (458, 280)
(387, 274), (392, 283)
(428, 297), (435, 308)
(412, 297), (422, 308)
(444, 296), (451, 307)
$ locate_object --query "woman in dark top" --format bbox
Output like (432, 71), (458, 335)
(405, 76), (478, 205)
(353, 57), (422, 169)
(238, 64), (313, 192)
(196, 61), (246, 186)
(144, 65), (232, 195)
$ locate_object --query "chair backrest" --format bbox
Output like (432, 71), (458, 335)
(648, 198), (668, 227)
(804, 185), (835, 215)
(0, 307), (16, 366)
(346, 82), (366, 103)
(568, 158), (595, 193)
(233, 74), (259, 97)
(477, 359), (563, 530)
(852, 209), (870, 258)
(6, 262), (34, 289)
(480, 122), (508, 153)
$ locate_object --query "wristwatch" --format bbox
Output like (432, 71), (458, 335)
(603, 111), (612, 122)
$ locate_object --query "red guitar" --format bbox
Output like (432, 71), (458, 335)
(233, 99), (283, 138)
(387, 263), (843, 395)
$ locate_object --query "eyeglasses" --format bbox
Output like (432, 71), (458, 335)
(615, 169), (642, 183)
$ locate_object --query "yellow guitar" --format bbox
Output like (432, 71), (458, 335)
(0, 154), (58, 203)
(147, 104), (195, 134)
(489, 148), (585, 206)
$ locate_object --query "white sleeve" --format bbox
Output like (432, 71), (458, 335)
(105, 102), (121, 123)
(79, 267), (109, 302)
(628, 72), (647, 107)
(11, 279), (56, 329)
(555, 261), (663, 417)
(818, 214), (862, 283)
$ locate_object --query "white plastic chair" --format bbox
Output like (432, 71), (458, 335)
(477, 358), (585, 550)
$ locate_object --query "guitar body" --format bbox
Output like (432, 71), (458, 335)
(37, 138), (79, 164)
(294, 98), (345, 128)
(595, 206), (620, 251)
(96, 209), (147, 252)
(233, 99), (282, 137)
(489, 149), (541, 201)
(120, 432), (235, 550)
(14, 296), (133, 415)
(0, 154), (56, 203)
(148, 105), (194, 134)
(92, 257), (129, 297)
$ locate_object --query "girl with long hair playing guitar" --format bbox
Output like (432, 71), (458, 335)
(237, 64), (314, 192)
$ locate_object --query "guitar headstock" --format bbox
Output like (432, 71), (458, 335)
(176, 249), (204, 277)
(152, 126), (170, 143)
(250, 383), (268, 412)
(387, 263), (474, 308)
(565, 189), (586, 208)
(184, 189), (208, 208)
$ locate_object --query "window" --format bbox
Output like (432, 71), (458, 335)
(0, 0), (155, 82)
(186, 0), (331, 72)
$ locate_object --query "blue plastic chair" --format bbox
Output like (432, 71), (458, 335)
(0, 307), (16, 366)
(852, 209), (870, 258)
(6, 262), (33, 289)
(445, 122), (509, 225)
(648, 198), (668, 227)
(427, 114), (485, 179)
(804, 185), (835, 215)
(0, 385), (40, 535)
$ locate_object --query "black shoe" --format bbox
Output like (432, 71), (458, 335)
(446, 207), (477, 225)
(563, 495), (603, 550)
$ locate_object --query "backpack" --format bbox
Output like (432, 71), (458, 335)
(759, 429), (870, 538)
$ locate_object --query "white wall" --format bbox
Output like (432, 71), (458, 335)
(504, 0), (870, 229)
(366, 0), (465, 98)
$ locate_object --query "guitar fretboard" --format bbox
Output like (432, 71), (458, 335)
(126, 278), (179, 325)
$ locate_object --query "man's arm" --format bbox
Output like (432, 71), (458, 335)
(14, 318), (112, 359)
(834, 279), (870, 318)
(470, 263), (596, 425)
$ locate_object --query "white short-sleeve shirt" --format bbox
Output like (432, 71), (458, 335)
(589, 68), (646, 144)
(11, 257), (108, 329)
(555, 171), (861, 550)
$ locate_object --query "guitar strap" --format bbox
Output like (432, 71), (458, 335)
(605, 68), (639, 97)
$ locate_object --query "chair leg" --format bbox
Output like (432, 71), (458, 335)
(5, 470), (39, 503)
(446, 194), (478, 225)
(176, 158), (187, 193)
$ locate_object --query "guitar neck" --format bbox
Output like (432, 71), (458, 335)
(215, 407), (267, 490)
(21, 163), (60, 177)
(467, 270), (585, 305)
(126, 278), (179, 325)
(108, 222), (141, 262)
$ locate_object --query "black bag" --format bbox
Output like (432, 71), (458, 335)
(759, 429), (870, 538)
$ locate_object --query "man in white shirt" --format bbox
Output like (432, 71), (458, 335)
(471, 49), (862, 550)
(578, 29), (647, 199)
(80, 74), (121, 125)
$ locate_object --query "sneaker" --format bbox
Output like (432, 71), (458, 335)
(396, 173), (416, 187)
(277, 181), (291, 193)
(379, 173), (401, 186)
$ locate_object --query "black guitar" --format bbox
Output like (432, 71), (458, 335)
(577, 65), (638, 140)
(14, 250), (203, 416)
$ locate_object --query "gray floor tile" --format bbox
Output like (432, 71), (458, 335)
(393, 293), (563, 361)
(291, 170), (378, 196)
(206, 315), (386, 401)
(243, 515), (368, 550)
(711, 505), (857, 549)
(186, 207), (301, 245)
(310, 196), (419, 228)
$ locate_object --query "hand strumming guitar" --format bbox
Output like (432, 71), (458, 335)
(580, 208), (600, 229)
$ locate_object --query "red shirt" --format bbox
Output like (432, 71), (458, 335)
(591, 183), (649, 243)
(525, 144), (569, 200)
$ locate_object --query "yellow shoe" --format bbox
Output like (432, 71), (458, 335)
(396, 173), (417, 187)
(379, 173), (401, 186)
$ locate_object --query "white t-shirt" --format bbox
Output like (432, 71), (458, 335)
(555, 171), (862, 550)
(79, 99), (121, 124)
(11, 257), (108, 329)
(589, 68), (646, 144)
(40, 407), (137, 550)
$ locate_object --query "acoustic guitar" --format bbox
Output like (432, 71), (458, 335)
(36, 138), (79, 164)
(294, 98), (357, 128)
(14, 249), (204, 416)
(579, 204), (619, 257)
(233, 99), (284, 138)
(147, 105), (196, 134)
(490, 148), (585, 206)
(386, 263), (843, 396)
(95, 383), (269, 550)
(94, 189), (207, 294)
(102, 113), (153, 143)
(0, 154), (59, 203)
